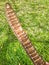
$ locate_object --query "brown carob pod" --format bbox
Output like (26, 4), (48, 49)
(5, 3), (46, 65)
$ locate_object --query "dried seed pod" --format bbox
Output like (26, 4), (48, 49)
(5, 3), (46, 65)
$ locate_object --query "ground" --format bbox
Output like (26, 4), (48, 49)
(0, 0), (49, 65)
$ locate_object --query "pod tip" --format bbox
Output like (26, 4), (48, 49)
(6, 3), (11, 8)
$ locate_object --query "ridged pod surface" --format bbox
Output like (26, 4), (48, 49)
(5, 3), (46, 65)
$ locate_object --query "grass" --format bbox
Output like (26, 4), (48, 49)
(0, 0), (49, 65)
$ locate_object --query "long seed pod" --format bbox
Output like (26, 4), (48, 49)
(5, 3), (46, 65)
